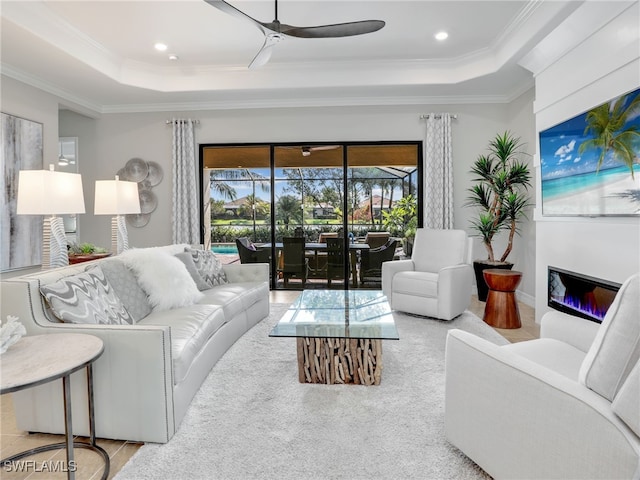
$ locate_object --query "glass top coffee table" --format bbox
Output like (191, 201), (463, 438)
(270, 290), (399, 385)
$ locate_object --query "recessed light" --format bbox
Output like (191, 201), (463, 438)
(435, 31), (448, 41)
(168, 54), (179, 61)
(154, 43), (168, 51)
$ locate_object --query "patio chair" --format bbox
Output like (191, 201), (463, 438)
(236, 237), (270, 265)
(326, 238), (349, 286)
(364, 231), (391, 249)
(308, 232), (338, 277)
(359, 238), (398, 285)
(281, 237), (309, 287)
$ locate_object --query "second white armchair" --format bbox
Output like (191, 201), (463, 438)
(381, 228), (473, 321)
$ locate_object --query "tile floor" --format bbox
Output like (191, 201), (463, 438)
(1, 292), (538, 479)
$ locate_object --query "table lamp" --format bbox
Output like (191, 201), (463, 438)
(17, 165), (86, 269)
(94, 175), (141, 254)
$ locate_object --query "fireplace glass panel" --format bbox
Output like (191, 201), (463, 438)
(548, 267), (621, 323)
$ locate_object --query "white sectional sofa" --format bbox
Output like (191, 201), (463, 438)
(445, 273), (640, 479)
(0, 244), (270, 443)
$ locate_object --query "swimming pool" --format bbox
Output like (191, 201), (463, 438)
(211, 244), (238, 254)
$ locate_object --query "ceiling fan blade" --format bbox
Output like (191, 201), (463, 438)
(204, 0), (271, 34)
(248, 34), (283, 69)
(310, 145), (341, 151)
(281, 20), (385, 39)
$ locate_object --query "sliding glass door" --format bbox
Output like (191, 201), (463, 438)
(200, 142), (421, 290)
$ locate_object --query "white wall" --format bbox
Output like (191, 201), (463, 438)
(530, 2), (640, 320)
(4, 75), (537, 298)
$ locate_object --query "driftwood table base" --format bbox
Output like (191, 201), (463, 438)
(296, 337), (383, 386)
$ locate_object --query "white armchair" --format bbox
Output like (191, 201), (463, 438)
(444, 273), (640, 479)
(381, 228), (473, 321)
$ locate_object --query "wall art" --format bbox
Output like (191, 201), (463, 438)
(1, 113), (43, 271)
(117, 158), (163, 227)
(539, 87), (640, 216)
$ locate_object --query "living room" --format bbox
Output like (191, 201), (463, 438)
(1, 1), (639, 479)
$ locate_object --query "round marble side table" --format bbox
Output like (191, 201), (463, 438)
(482, 269), (523, 329)
(0, 333), (110, 480)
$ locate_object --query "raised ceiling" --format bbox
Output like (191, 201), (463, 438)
(1, 0), (583, 113)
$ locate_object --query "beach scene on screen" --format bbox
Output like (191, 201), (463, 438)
(540, 88), (640, 216)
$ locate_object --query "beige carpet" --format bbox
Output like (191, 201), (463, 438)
(115, 303), (507, 480)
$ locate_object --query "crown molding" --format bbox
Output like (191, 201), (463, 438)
(1, 63), (103, 115)
(4, 61), (532, 114)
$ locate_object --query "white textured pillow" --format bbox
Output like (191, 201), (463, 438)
(579, 273), (640, 401)
(119, 247), (203, 311)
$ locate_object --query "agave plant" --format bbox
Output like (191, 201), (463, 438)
(465, 131), (532, 263)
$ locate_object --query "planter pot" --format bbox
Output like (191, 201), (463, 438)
(473, 260), (513, 302)
(68, 252), (112, 265)
(403, 237), (414, 257)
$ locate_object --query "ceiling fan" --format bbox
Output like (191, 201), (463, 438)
(282, 145), (341, 157)
(204, 0), (385, 69)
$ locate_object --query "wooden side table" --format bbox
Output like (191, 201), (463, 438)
(483, 269), (523, 329)
(1, 334), (109, 480)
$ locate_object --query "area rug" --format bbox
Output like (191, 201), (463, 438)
(115, 304), (507, 480)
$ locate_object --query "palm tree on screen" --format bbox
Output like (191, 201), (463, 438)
(578, 92), (640, 179)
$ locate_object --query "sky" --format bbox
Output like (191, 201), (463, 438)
(539, 87), (640, 181)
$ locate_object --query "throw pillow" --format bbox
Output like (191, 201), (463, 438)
(175, 252), (210, 291)
(579, 273), (640, 401)
(40, 267), (134, 325)
(185, 247), (228, 287)
(119, 247), (204, 311)
(88, 259), (152, 322)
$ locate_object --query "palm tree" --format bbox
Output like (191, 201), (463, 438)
(466, 132), (532, 263)
(578, 92), (640, 178)
(275, 195), (302, 229)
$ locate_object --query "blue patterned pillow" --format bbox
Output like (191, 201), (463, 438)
(40, 267), (134, 325)
(185, 247), (228, 287)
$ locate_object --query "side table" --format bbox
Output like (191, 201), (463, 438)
(1, 333), (110, 480)
(483, 269), (523, 329)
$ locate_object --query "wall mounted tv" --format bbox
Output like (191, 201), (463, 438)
(539, 87), (640, 216)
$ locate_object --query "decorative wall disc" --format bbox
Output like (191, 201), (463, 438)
(126, 213), (151, 228)
(118, 157), (163, 228)
(116, 167), (129, 181)
(125, 157), (149, 182)
(146, 161), (164, 186)
(138, 189), (158, 214)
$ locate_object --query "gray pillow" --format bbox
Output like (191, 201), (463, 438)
(175, 252), (210, 291)
(185, 247), (228, 287)
(40, 266), (134, 325)
(91, 259), (152, 322)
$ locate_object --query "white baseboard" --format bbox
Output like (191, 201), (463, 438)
(516, 290), (535, 308)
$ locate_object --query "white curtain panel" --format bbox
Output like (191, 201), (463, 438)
(423, 113), (454, 229)
(172, 119), (200, 244)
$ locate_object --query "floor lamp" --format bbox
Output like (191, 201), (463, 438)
(94, 176), (141, 254)
(17, 165), (86, 269)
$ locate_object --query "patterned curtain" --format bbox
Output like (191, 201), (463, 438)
(423, 113), (454, 229)
(171, 119), (199, 244)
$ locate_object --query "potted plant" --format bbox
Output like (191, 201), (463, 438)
(465, 131), (532, 301)
(382, 194), (417, 256)
(68, 242), (111, 264)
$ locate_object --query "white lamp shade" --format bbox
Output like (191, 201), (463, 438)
(17, 169), (86, 215)
(94, 178), (141, 215)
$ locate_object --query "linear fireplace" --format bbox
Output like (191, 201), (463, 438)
(548, 267), (621, 323)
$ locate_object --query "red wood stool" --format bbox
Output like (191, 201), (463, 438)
(483, 269), (523, 329)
